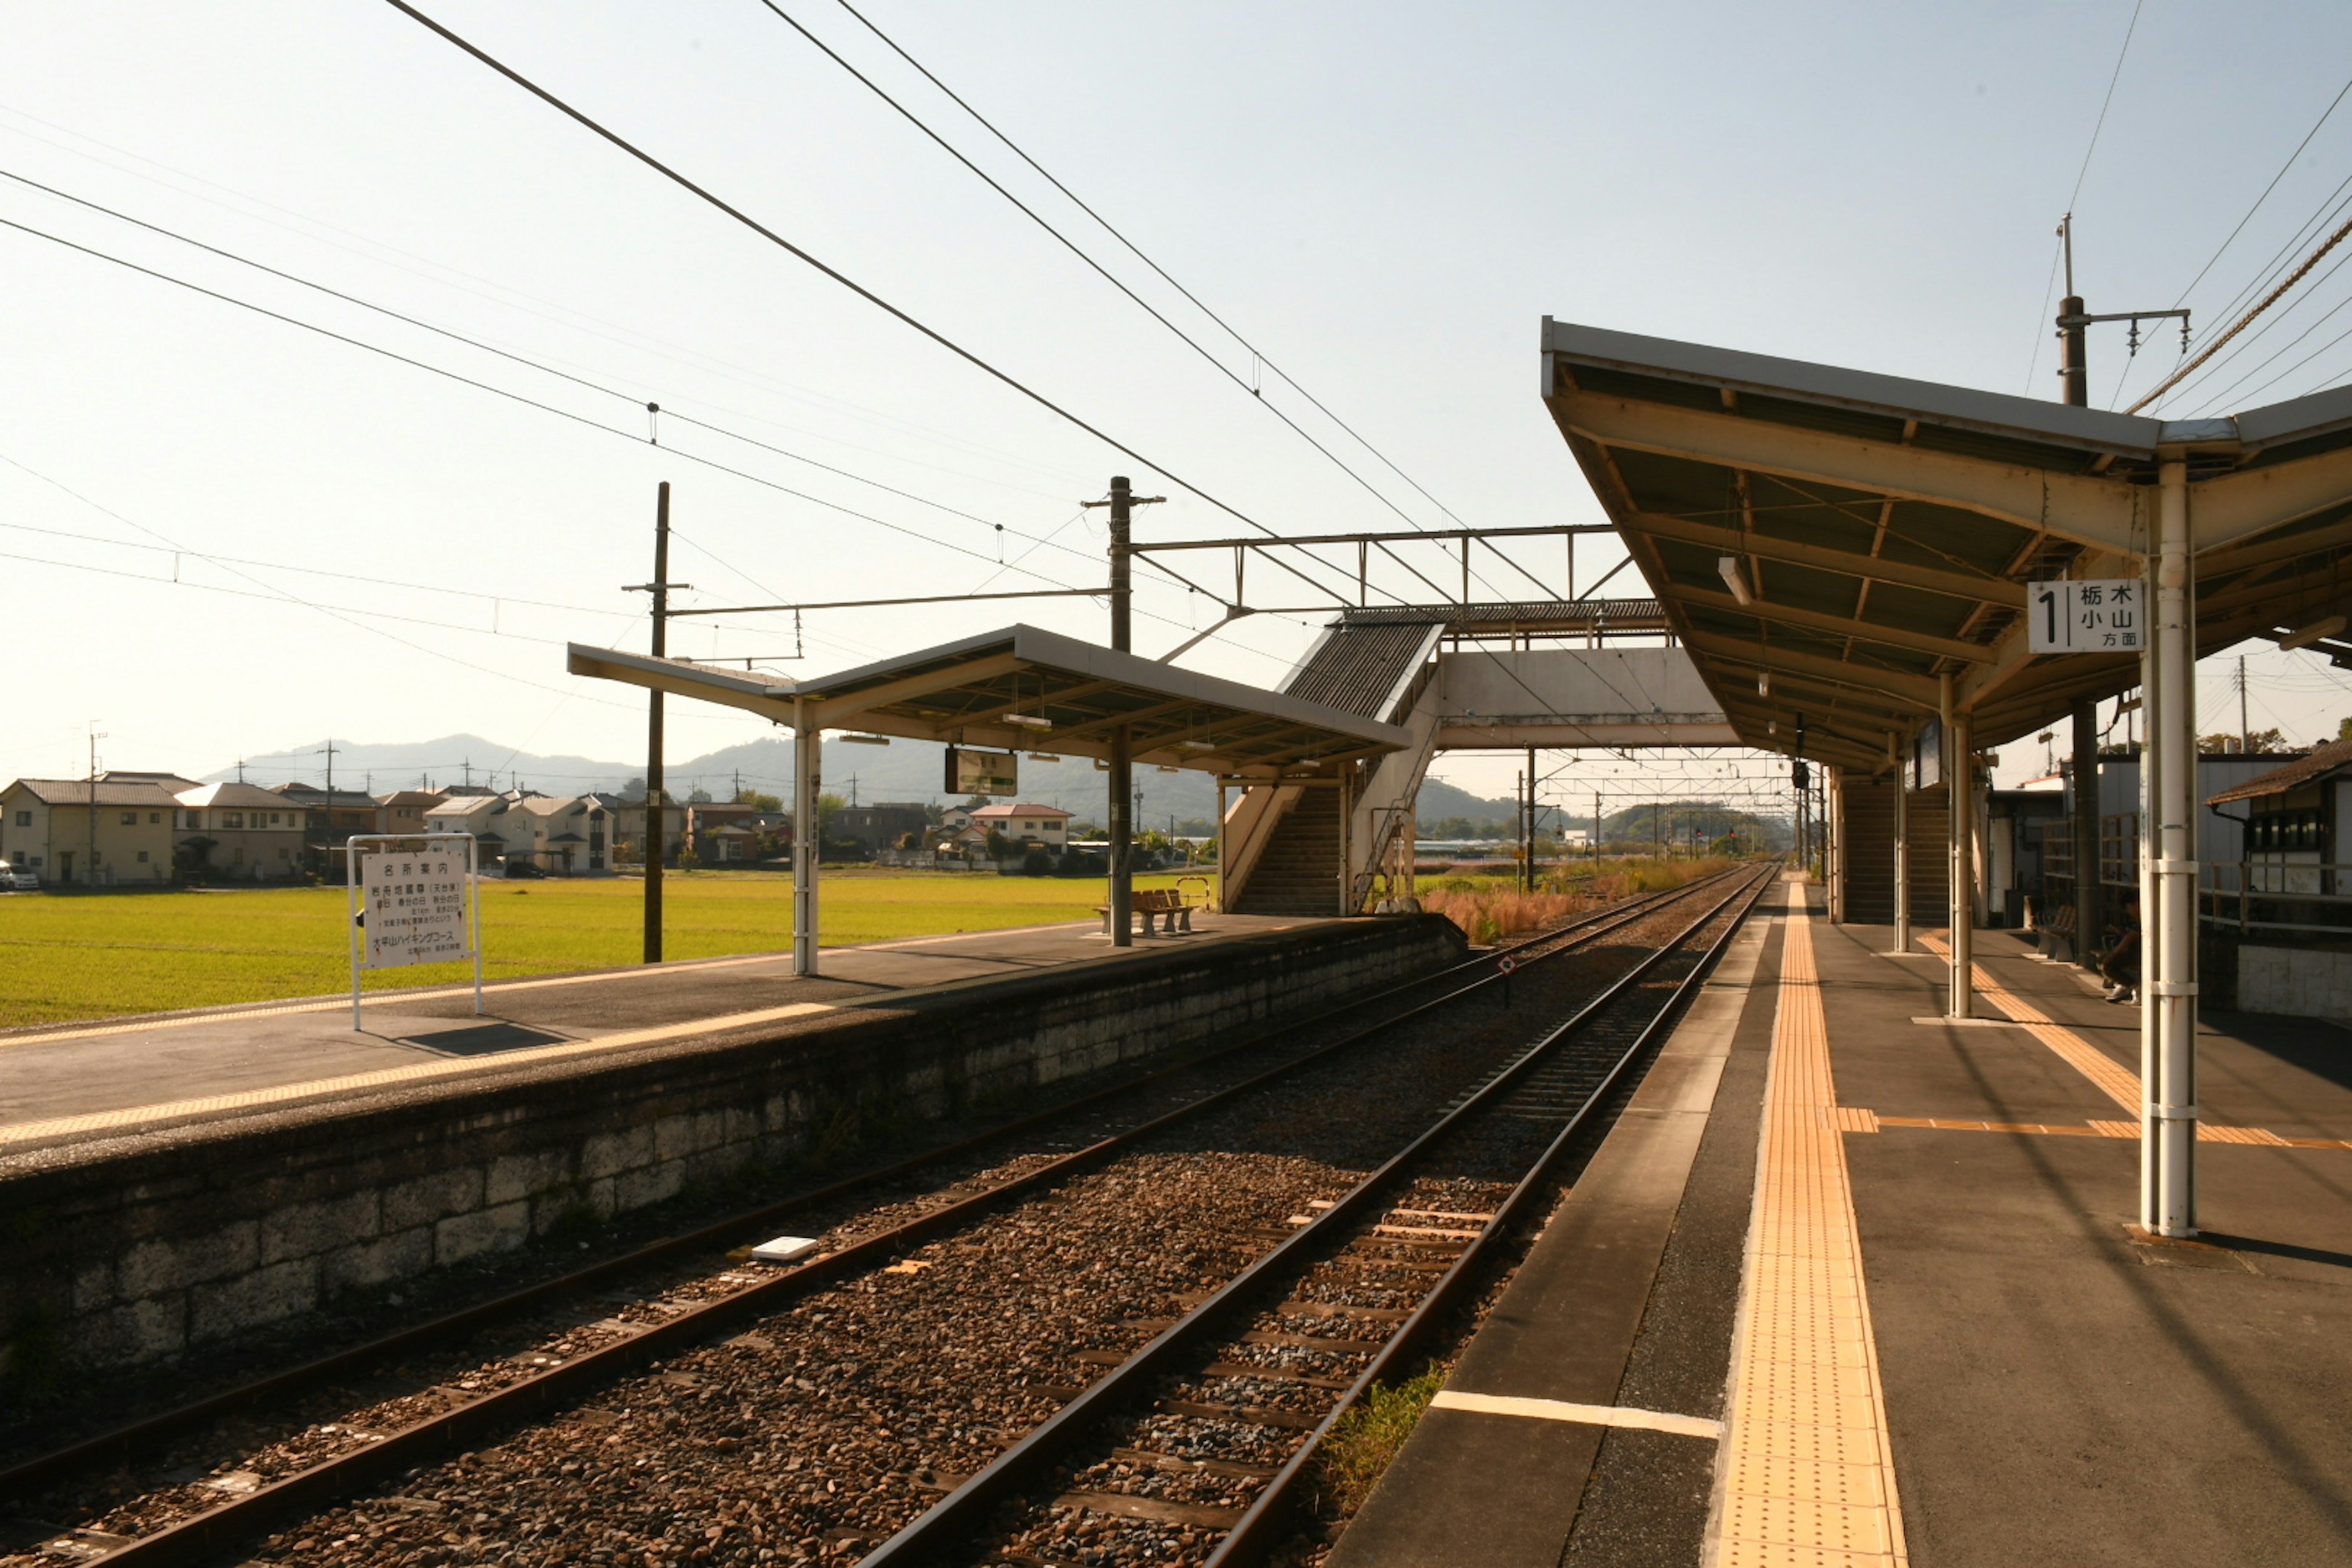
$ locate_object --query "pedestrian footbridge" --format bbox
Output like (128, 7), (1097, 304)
(1220, 600), (1738, 916)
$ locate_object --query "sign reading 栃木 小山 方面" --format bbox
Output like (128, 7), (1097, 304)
(359, 848), (472, 968)
(2029, 579), (2143, 654)
(945, 747), (1018, 797)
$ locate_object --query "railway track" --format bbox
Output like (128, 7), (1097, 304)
(859, 864), (1774, 1567)
(0, 867), (1768, 1567)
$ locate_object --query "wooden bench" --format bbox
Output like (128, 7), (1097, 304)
(1095, 886), (1196, 936)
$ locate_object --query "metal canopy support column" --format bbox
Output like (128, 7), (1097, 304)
(1826, 765), (1844, 923)
(2071, 696), (2101, 970)
(1943, 672), (1973, 1019)
(793, 698), (820, 978)
(2146, 456), (2199, 1237)
(1890, 732), (1910, 952)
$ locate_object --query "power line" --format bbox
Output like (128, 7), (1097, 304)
(0, 98), (1098, 503)
(0, 165), (1111, 569)
(2127, 211), (2352, 412)
(0, 213), (1105, 594)
(2169, 71), (2352, 310)
(812, 0), (1529, 598)
(381, 0), (1390, 616)
(2066, 0), (2144, 214)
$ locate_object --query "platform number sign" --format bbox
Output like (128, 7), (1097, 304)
(2029, 579), (2141, 654)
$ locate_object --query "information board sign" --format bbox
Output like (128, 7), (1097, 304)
(359, 846), (473, 968)
(345, 832), (481, 1031)
(945, 747), (1018, 796)
(2029, 579), (2142, 654)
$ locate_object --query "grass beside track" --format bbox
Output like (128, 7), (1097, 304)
(0, 870), (1210, 1028)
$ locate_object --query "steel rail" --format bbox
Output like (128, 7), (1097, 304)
(1206, 865), (1778, 1566)
(22, 873), (1755, 1561)
(0, 883), (1693, 1501)
(856, 864), (1777, 1567)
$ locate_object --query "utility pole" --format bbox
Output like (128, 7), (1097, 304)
(625, 482), (688, 965)
(320, 738), (339, 883)
(1593, 788), (1601, 867)
(1086, 475), (1161, 944)
(86, 723), (105, 889)
(2054, 216), (2190, 409)
(2238, 654), (2250, 753)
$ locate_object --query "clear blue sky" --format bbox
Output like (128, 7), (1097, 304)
(4, 1), (2348, 801)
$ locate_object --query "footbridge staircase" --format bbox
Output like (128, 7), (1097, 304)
(1217, 600), (1739, 916)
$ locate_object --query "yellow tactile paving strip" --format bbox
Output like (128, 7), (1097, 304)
(0, 1000), (834, 1148)
(1914, 934), (2142, 1113)
(1713, 892), (1908, 1568)
(1907, 935), (2334, 1148)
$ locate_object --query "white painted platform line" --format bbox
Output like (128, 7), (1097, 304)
(1428, 1389), (1722, 1440)
(1709, 897), (1908, 1568)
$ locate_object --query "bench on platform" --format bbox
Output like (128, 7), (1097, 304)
(1094, 886), (1196, 936)
(2027, 900), (2079, 963)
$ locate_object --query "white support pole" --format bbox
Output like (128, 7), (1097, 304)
(2147, 458), (2198, 1236)
(793, 700), (820, 978)
(1943, 673), (1973, 1019)
(349, 845), (364, 1033)
(1891, 732), (1910, 952)
(1827, 766), (1844, 923)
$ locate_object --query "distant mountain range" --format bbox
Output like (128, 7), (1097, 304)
(208, 732), (1528, 829)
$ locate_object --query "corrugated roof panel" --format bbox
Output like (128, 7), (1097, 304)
(1280, 622), (1439, 720)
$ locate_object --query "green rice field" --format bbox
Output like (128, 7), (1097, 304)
(0, 870), (1212, 1029)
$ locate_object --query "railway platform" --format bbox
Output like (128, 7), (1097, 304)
(0, 912), (1327, 1148)
(1334, 875), (2352, 1567)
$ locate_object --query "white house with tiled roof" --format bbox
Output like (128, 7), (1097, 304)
(0, 778), (179, 884)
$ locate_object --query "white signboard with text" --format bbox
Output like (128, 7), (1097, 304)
(359, 845), (474, 967)
(2029, 579), (2142, 654)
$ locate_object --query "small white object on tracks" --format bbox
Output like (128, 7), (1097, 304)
(750, 1235), (821, 1264)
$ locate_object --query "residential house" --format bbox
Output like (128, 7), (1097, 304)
(0, 778), (179, 885)
(687, 802), (766, 861)
(963, 802), (1073, 848)
(173, 782), (307, 880)
(505, 795), (609, 873)
(274, 783), (386, 874)
(423, 791), (513, 865)
(832, 801), (930, 855)
(102, 769), (204, 794)
(606, 795), (686, 868)
(377, 789), (447, 835)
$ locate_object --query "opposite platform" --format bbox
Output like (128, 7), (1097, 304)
(1331, 881), (2352, 1567)
(0, 913), (1325, 1147)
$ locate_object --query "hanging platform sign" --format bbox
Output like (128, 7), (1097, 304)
(946, 747), (1019, 796)
(2029, 579), (2143, 654)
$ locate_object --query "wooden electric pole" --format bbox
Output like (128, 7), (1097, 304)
(626, 482), (687, 964)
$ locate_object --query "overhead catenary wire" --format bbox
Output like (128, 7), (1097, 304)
(2168, 71), (2352, 311)
(380, 0), (1390, 619)
(0, 165), (1114, 573)
(0, 99), (1100, 503)
(807, 0), (1540, 600)
(2127, 211), (2352, 413)
(0, 213), (1107, 595)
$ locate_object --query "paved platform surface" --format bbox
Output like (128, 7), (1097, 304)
(0, 913), (1325, 1147)
(1333, 880), (2352, 1567)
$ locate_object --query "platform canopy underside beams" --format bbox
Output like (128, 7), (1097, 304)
(1541, 320), (2352, 766)
(568, 624), (1407, 778)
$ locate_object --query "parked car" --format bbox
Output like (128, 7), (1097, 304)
(1, 862), (38, 891)
(502, 860), (546, 880)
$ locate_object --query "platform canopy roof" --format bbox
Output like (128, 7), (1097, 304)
(1543, 319), (2352, 772)
(567, 623), (1408, 778)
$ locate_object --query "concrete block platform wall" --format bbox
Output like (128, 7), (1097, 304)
(1, 917), (1463, 1384)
